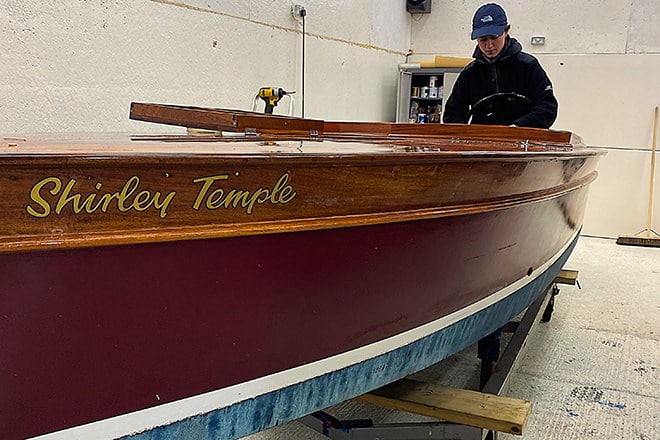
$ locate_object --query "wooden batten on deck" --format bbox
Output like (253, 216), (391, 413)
(129, 102), (574, 147)
(129, 102), (325, 136)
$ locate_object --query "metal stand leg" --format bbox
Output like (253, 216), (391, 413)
(478, 329), (502, 390)
(542, 284), (560, 322)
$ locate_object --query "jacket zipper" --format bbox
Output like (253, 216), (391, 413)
(491, 64), (499, 93)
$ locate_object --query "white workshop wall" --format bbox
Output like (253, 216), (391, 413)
(409, 0), (660, 238)
(3, 1), (658, 237)
(1, 0), (409, 133)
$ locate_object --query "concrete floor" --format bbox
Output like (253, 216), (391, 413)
(244, 236), (659, 439)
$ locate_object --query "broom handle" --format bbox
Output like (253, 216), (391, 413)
(647, 106), (658, 237)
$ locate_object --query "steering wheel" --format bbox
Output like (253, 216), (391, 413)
(467, 92), (533, 126)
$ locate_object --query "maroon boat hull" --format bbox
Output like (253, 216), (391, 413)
(0, 121), (603, 439)
(3, 185), (589, 439)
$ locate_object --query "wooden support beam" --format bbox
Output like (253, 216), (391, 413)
(554, 269), (579, 285)
(355, 378), (531, 436)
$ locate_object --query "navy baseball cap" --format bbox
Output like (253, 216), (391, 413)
(471, 3), (508, 39)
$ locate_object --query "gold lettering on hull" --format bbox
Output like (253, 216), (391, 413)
(26, 173), (296, 219)
(192, 173), (296, 214)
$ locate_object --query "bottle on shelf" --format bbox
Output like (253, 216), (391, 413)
(409, 101), (419, 123)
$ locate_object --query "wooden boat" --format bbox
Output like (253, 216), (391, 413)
(1, 103), (604, 439)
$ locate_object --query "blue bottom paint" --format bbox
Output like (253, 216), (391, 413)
(126, 235), (580, 440)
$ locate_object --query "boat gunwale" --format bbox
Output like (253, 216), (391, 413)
(0, 144), (604, 162)
(0, 170), (599, 254)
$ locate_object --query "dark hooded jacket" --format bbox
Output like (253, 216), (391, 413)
(443, 37), (558, 128)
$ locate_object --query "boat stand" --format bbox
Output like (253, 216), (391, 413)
(301, 412), (483, 439)
(299, 271), (578, 440)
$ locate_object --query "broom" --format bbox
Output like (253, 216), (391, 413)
(617, 106), (660, 247)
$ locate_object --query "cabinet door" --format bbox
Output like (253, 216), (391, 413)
(441, 72), (459, 115)
(396, 70), (413, 123)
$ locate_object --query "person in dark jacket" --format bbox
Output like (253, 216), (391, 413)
(443, 3), (558, 128)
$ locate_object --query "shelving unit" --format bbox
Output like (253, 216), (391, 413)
(396, 67), (462, 123)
